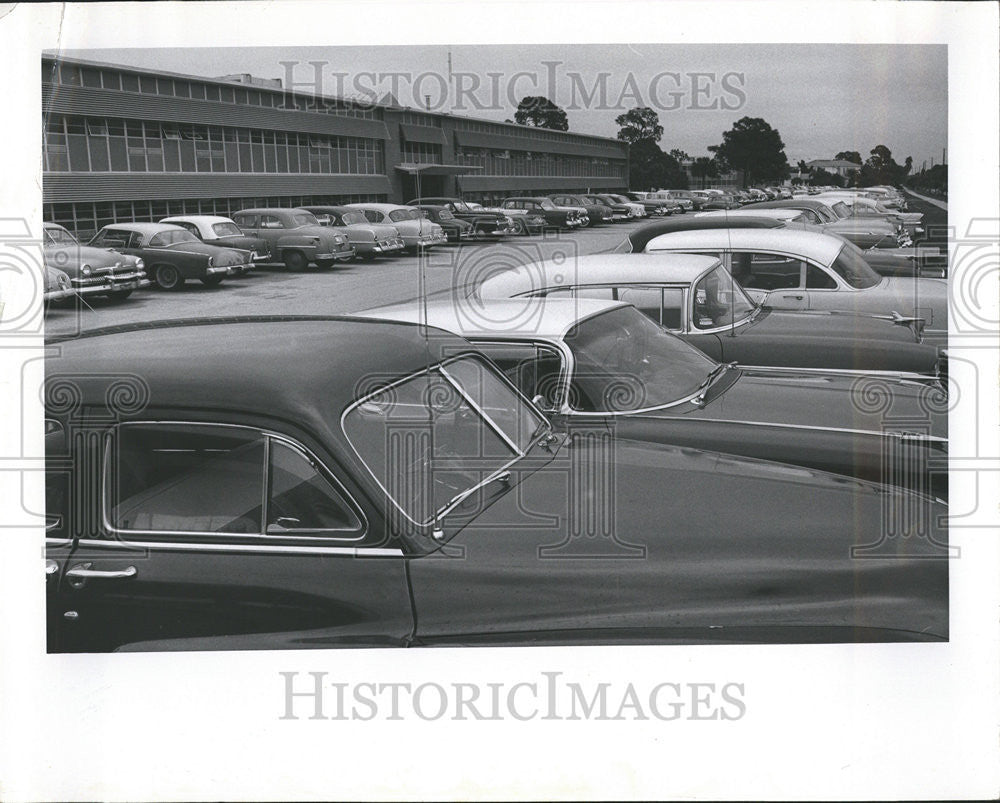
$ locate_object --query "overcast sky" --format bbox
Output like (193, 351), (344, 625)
(64, 44), (948, 169)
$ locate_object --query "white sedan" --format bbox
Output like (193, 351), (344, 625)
(638, 227), (947, 343)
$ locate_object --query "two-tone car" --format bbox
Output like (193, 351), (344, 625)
(44, 222), (148, 302)
(626, 191), (682, 215)
(359, 297), (948, 500)
(231, 208), (354, 270)
(410, 204), (475, 242)
(474, 253), (945, 381)
(44, 315), (947, 651)
(497, 197), (586, 231)
(548, 194), (613, 227)
(742, 199), (905, 250)
(298, 206), (406, 260)
(87, 223), (244, 289)
(581, 193), (633, 221)
(159, 216), (272, 272)
(405, 197), (515, 239)
(634, 227), (948, 344)
(345, 203), (448, 252)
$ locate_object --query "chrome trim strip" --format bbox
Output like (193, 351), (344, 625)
(74, 538), (402, 557)
(620, 414), (949, 442)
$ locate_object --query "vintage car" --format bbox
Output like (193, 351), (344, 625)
(498, 197), (586, 230)
(345, 203), (448, 251)
(547, 193), (613, 226)
(623, 191), (679, 216)
(814, 193), (923, 235)
(44, 222), (148, 302)
(581, 193), (632, 221)
(646, 190), (695, 211)
(410, 204), (475, 242)
(298, 206), (406, 259)
(359, 297), (947, 500)
(88, 223), (246, 289)
(633, 227), (949, 344)
(742, 199), (905, 249)
(405, 197), (515, 239)
(159, 216), (272, 271)
(474, 254), (945, 380)
(605, 193), (652, 217)
(44, 315), (947, 651)
(231, 208), (354, 269)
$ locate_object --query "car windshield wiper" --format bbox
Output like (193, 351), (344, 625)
(692, 362), (737, 407)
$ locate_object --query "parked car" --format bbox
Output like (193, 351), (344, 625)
(548, 193), (613, 226)
(43, 222), (148, 302)
(88, 223), (244, 289)
(359, 297), (947, 499)
(649, 190), (697, 211)
(298, 206), (405, 260)
(635, 227), (948, 343)
(623, 191), (679, 216)
(814, 193), (923, 235)
(498, 197), (586, 230)
(413, 205), (475, 242)
(345, 203), (448, 251)
(605, 193), (650, 217)
(405, 197), (515, 239)
(231, 208), (354, 269)
(44, 315), (947, 651)
(474, 254), (945, 380)
(159, 216), (271, 271)
(581, 193), (632, 221)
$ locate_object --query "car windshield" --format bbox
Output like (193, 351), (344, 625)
(212, 222), (243, 237)
(814, 205), (838, 223)
(389, 209), (421, 222)
(342, 356), (546, 526)
(829, 244), (882, 289)
(450, 201), (472, 213)
(691, 264), (758, 329)
(564, 306), (717, 412)
(830, 201), (851, 219)
(292, 213), (320, 227)
(149, 229), (199, 246)
(538, 199), (556, 209)
(44, 226), (78, 246)
(438, 209), (454, 220)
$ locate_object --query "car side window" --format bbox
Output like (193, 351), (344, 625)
(733, 251), (804, 291)
(362, 210), (381, 223)
(617, 286), (684, 330)
(106, 423), (364, 540)
(805, 263), (838, 289)
(260, 215), (284, 229)
(471, 342), (565, 410)
(176, 222), (201, 238)
(233, 214), (256, 229)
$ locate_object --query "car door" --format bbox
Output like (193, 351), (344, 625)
(45, 418), (76, 653)
(51, 419), (413, 652)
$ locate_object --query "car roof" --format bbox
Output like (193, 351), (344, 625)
(161, 215), (236, 225)
(358, 297), (632, 340)
(744, 199), (833, 212)
(345, 202), (410, 211)
(476, 253), (721, 297)
(644, 227), (846, 263)
(233, 208), (304, 216)
(695, 209), (802, 220)
(46, 316), (480, 435)
(622, 217), (784, 251)
(99, 222), (186, 234)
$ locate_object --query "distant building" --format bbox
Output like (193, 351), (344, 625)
(805, 159), (861, 177)
(216, 73), (283, 89)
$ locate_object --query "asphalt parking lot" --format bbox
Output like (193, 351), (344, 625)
(44, 220), (644, 338)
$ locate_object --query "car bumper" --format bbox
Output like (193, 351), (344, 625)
(71, 271), (148, 293)
(206, 265), (231, 276)
(374, 238), (406, 253)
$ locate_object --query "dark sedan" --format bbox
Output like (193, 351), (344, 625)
(413, 205), (475, 242)
(406, 197), (515, 239)
(160, 215), (272, 273)
(44, 315), (946, 651)
(88, 223), (245, 289)
(362, 298), (948, 500)
(499, 197), (586, 230)
(548, 193), (613, 226)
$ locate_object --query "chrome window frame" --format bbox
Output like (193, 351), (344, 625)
(102, 421), (369, 544)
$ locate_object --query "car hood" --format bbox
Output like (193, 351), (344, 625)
(429, 435), (948, 641)
(45, 244), (140, 272)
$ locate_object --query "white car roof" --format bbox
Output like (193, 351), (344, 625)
(694, 209), (802, 221)
(345, 203), (415, 212)
(356, 297), (631, 340)
(644, 227), (846, 265)
(477, 253), (721, 298)
(161, 215), (237, 226)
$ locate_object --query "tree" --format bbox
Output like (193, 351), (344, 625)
(615, 107), (664, 144)
(858, 144), (911, 186)
(835, 151), (863, 165)
(808, 168), (845, 188)
(708, 116), (789, 187)
(513, 96), (568, 131)
(668, 149), (690, 163)
(690, 156), (719, 189)
(628, 139), (687, 190)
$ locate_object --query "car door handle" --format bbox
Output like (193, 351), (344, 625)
(782, 294), (804, 300)
(66, 563), (138, 580)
